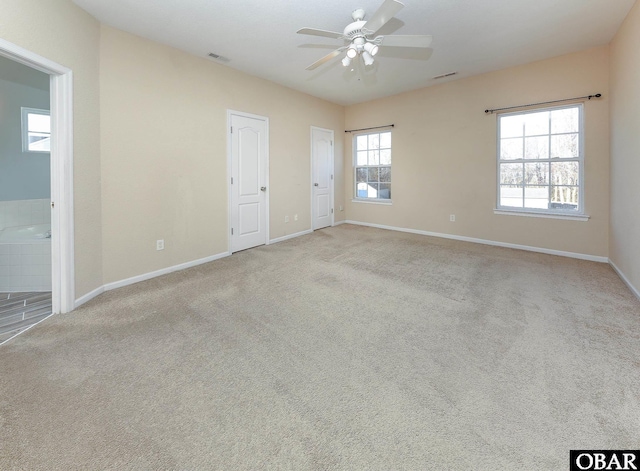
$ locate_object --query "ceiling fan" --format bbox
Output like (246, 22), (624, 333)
(297, 0), (432, 71)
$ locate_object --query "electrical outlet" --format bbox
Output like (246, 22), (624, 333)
(156, 239), (164, 250)
(450, 215), (456, 222)
(285, 216), (289, 223)
(339, 205), (343, 211)
(294, 214), (298, 221)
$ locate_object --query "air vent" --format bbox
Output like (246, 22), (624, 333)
(207, 52), (230, 62)
(432, 72), (457, 79)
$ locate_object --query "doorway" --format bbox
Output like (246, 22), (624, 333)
(0, 56), (52, 341)
(227, 111), (269, 253)
(311, 126), (334, 230)
(0, 39), (74, 343)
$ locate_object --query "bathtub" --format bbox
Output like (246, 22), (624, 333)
(0, 224), (52, 292)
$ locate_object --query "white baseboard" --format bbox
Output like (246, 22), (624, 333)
(609, 260), (640, 301)
(73, 223), (619, 310)
(104, 251), (230, 292)
(269, 229), (312, 245)
(343, 220), (609, 263)
(74, 251), (230, 309)
(74, 285), (105, 309)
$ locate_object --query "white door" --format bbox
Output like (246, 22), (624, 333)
(311, 127), (333, 230)
(229, 112), (268, 253)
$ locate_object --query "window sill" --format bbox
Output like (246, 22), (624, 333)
(352, 198), (393, 206)
(494, 209), (590, 222)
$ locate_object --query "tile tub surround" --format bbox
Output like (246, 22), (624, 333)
(0, 200), (52, 293)
(0, 199), (51, 231)
(0, 242), (52, 292)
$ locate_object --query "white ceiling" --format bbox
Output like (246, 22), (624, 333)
(72, 0), (635, 106)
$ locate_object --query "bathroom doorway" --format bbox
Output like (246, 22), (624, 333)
(0, 39), (74, 344)
(0, 55), (52, 341)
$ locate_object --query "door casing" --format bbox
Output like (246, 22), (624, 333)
(0, 38), (74, 314)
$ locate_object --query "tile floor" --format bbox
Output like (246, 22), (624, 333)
(0, 291), (52, 344)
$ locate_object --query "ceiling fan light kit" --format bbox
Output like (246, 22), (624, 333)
(297, 0), (433, 71)
(362, 51), (375, 66)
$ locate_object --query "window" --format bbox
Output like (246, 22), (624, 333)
(497, 104), (583, 215)
(21, 107), (51, 153)
(354, 131), (391, 201)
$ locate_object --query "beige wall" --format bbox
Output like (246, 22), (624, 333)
(0, 0), (103, 298)
(345, 47), (610, 257)
(99, 26), (344, 284)
(610, 0), (640, 294)
(1, 1), (629, 299)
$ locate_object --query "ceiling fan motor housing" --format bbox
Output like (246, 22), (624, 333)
(343, 20), (367, 40)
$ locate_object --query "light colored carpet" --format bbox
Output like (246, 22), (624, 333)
(1, 224), (639, 470)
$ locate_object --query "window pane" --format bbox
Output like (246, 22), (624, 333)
(379, 183), (391, 199)
(368, 150), (380, 165)
(356, 182), (369, 198)
(379, 167), (391, 182)
(551, 162), (579, 186)
(380, 149), (391, 165)
(500, 185), (523, 208)
(500, 138), (523, 160)
(550, 186), (579, 210)
(356, 135), (368, 151)
(524, 136), (549, 159)
(500, 163), (523, 185)
(524, 162), (549, 185)
(367, 167), (379, 182)
(368, 134), (380, 150)
(500, 115), (524, 138)
(550, 133), (578, 158)
(27, 113), (50, 133)
(524, 186), (549, 209)
(365, 183), (379, 198)
(523, 111), (549, 136)
(551, 107), (579, 134)
(28, 133), (51, 152)
(356, 168), (367, 183)
(380, 132), (391, 149)
(357, 151), (368, 165)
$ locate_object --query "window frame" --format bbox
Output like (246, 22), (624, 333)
(21, 107), (51, 154)
(352, 129), (393, 205)
(495, 103), (586, 219)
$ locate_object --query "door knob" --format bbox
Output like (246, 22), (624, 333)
(314, 183), (319, 186)
(260, 186), (267, 192)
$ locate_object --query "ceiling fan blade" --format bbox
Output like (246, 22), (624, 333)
(378, 35), (432, 48)
(306, 48), (346, 70)
(363, 0), (405, 36)
(297, 28), (344, 40)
